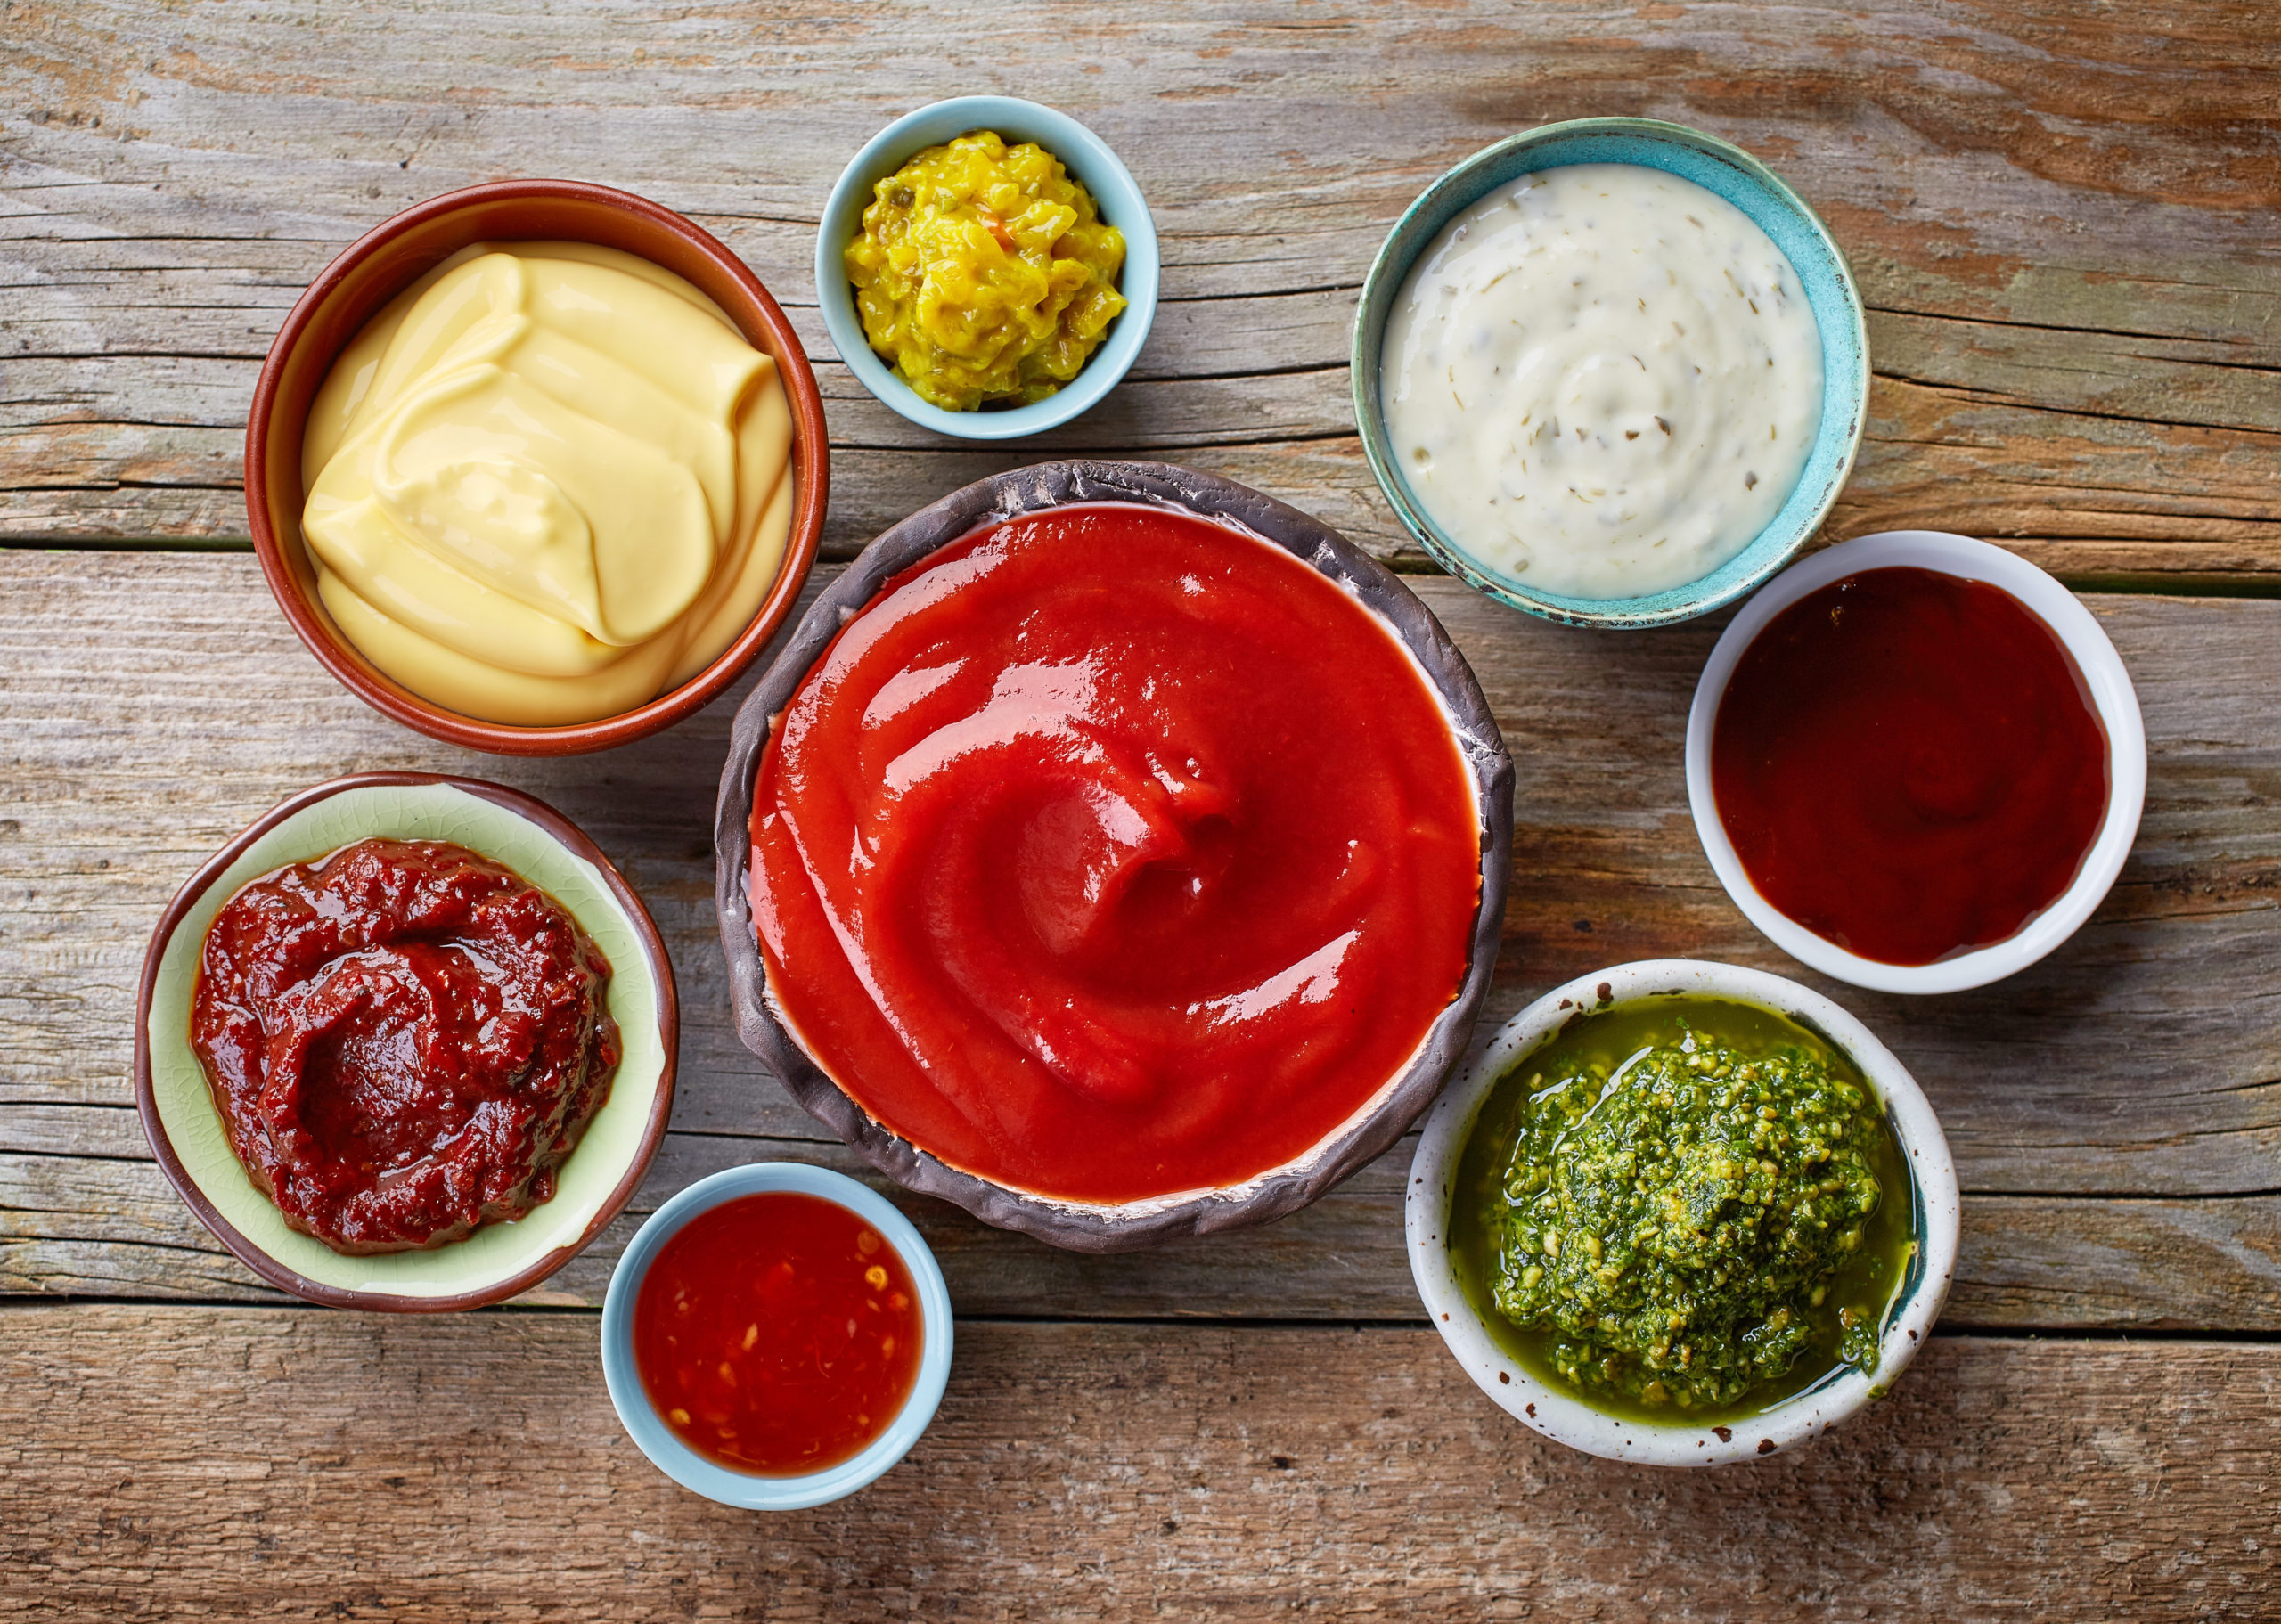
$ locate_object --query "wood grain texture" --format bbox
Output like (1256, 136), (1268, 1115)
(6, 6), (2280, 1610)
(2, 1307), (2276, 1620)
(4, 1), (2278, 578)
(15, 1124), (2281, 1335)
(3, 551), (2276, 1324)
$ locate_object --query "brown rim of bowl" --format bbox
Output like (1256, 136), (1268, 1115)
(243, 178), (830, 757)
(715, 460), (1516, 1253)
(132, 771), (681, 1311)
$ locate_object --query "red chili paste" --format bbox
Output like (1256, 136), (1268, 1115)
(1711, 566), (2110, 966)
(634, 1191), (923, 1475)
(748, 502), (1482, 1203)
(190, 838), (620, 1253)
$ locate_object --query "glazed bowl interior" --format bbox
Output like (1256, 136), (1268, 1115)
(715, 460), (1513, 1253)
(815, 96), (1161, 441)
(135, 774), (677, 1310)
(1685, 529), (2148, 995)
(1353, 118), (1868, 630)
(1407, 959), (1959, 1466)
(246, 178), (829, 755)
(601, 1161), (954, 1510)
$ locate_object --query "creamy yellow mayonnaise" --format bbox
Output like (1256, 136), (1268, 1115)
(301, 241), (794, 725)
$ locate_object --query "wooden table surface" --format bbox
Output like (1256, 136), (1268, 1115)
(5, 4), (2277, 1618)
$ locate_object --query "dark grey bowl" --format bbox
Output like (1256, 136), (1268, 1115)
(714, 461), (1514, 1253)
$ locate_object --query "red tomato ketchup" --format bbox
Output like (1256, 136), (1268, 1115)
(633, 1191), (923, 1476)
(1711, 566), (2110, 966)
(748, 504), (1483, 1203)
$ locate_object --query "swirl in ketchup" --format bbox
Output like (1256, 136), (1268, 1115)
(190, 838), (619, 1253)
(749, 503), (1482, 1203)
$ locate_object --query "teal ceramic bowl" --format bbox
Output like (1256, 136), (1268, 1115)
(1353, 118), (1869, 630)
(815, 96), (1160, 441)
(601, 1162), (954, 1509)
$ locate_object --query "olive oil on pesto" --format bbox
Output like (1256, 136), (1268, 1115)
(1448, 998), (1914, 1425)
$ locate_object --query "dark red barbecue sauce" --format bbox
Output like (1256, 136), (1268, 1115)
(189, 838), (619, 1253)
(1711, 566), (2109, 966)
(633, 1192), (923, 1475)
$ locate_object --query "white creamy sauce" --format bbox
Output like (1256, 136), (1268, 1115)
(1381, 163), (1824, 600)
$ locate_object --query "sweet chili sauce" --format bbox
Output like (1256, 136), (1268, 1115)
(633, 1191), (923, 1476)
(1710, 566), (2110, 967)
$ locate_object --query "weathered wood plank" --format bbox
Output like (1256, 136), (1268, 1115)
(1, 549), (2277, 1322)
(4, 0), (2277, 575)
(1, 1308), (2275, 1620)
(12, 1116), (2281, 1333)
(2, 551), (2273, 1178)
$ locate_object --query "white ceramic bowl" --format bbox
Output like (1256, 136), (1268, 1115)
(1407, 959), (1959, 1466)
(1687, 529), (2147, 995)
(601, 1162), (954, 1509)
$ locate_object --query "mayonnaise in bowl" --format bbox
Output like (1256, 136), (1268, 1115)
(1380, 163), (1823, 601)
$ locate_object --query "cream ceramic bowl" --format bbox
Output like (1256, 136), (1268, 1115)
(1406, 959), (1958, 1466)
(135, 772), (677, 1310)
(1686, 529), (2147, 995)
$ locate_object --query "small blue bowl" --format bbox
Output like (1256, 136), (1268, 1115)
(1352, 118), (1869, 630)
(815, 96), (1161, 441)
(600, 1162), (954, 1509)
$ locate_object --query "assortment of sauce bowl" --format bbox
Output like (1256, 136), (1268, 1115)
(127, 102), (2145, 1501)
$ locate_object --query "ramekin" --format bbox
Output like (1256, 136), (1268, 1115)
(1686, 528), (2146, 994)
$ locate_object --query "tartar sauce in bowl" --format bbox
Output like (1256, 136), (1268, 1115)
(1381, 163), (1823, 600)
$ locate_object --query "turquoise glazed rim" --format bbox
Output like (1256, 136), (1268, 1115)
(816, 95), (1160, 441)
(600, 1161), (954, 1509)
(1352, 118), (1869, 630)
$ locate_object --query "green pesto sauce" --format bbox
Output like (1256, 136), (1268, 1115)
(1449, 998), (1915, 1425)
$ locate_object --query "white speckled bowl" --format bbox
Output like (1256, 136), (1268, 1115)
(1407, 959), (1958, 1466)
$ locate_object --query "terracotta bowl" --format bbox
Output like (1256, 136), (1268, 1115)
(715, 461), (1515, 1253)
(244, 179), (830, 756)
(135, 772), (678, 1310)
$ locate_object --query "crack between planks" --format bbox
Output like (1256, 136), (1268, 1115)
(1874, 369), (2281, 440)
(1867, 300), (2281, 355)
(1, 1295), (2277, 1343)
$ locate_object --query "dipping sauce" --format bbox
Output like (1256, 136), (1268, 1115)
(1381, 163), (1823, 600)
(748, 502), (1482, 1204)
(1450, 999), (1912, 1424)
(633, 1192), (924, 1475)
(846, 131), (1127, 411)
(1713, 566), (2110, 966)
(189, 838), (619, 1253)
(301, 241), (796, 726)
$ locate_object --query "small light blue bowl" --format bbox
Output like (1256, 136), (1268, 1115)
(600, 1161), (954, 1509)
(1352, 118), (1869, 630)
(815, 96), (1160, 441)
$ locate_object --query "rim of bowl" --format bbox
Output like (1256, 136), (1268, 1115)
(132, 771), (681, 1312)
(243, 178), (830, 757)
(1351, 117), (1869, 630)
(1685, 529), (2149, 995)
(715, 459), (1515, 1253)
(814, 96), (1161, 440)
(600, 1161), (955, 1509)
(1406, 958), (1960, 1467)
